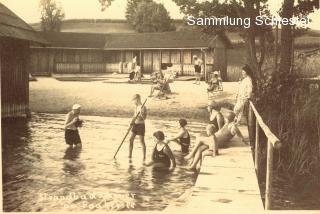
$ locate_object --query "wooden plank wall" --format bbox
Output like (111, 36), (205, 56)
(29, 48), (219, 76)
(1, 38), (29, 118)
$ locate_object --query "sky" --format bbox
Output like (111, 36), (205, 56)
(1, 0), (319, 29)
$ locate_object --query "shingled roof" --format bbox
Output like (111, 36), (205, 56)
(37, 32), (107, 49)
(35, 30), (231, 49)
(104, 30), (231, 49)
(0, 3), (47, 44)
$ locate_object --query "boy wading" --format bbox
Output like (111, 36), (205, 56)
(129, 94), (147, 160)
(65, 104), (83, 147)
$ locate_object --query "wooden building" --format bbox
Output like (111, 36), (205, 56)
(0, 3), (47, 118)
(30, 31), (231, 80)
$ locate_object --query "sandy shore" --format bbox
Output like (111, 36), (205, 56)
(30, 77), (238, 121)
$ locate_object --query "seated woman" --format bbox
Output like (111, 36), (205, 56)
(134, 65), (142, 82)
(207, 71), (223, 92)
(185, 112), (247, 170)
(207, 100), (225, 130)
(166, 119), (191, 154)
(149, 74), (171, 97)
(147, 131), (176, 170)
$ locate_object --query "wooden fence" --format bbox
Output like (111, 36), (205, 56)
(248, 101), (281, 210)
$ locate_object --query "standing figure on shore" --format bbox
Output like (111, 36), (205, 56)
(166, 119), (191, 154)
(129, 94), (147, 160)
(207, 100), (225, 131)
(234, 64), (253, 124)
(64, 104), (83, 148)
(147, 131), (176, 170)
(193, 55), (202, 85)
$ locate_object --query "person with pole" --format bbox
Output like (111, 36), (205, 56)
(129, 94), (147, 160)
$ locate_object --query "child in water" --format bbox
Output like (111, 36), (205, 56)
(147, 131), (176, 170)
(166, 119), (191, 154)
(64, 104), (83, 147)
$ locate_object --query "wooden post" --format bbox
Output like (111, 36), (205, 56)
(180, 49), (184, 75)
(159, 50), (162, 72)
(120, 50), (124, 73)
(265, 140), (273, 210)
(139, 50), (143, 73)
(204, 50), (207, 81)
(255, 120), (260, 172)
(275, 24), (278, 72)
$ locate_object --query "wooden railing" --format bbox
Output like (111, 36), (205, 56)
(248, 101), (281, 210)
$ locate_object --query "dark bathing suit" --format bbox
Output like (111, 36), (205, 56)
(209, 113), (225, 130)
(132, 123), (145, 136)
(179, 132), (190, 153)
(65, 129), (81, 145)
(152, 144), (171, 168)
(194, 65), (201, 73)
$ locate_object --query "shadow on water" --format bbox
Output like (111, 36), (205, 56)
(63, 146), (84, 176)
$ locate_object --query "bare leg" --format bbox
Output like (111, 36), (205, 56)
(212, 135), (219, 156)
(129, 133), (136, 158)
(149, 86), (154, 97)
(184, 141), (204, 160)
(138, 135), (146, 160)
(189, 145), (209, 169)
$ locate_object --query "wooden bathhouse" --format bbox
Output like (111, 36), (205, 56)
(30, 30), (231, 80)
(0, 3), (47, 118)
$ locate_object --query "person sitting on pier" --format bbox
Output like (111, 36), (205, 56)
(64, 104), (83, 148)
(185, 112), (247, 170)
(166, 119), (191, 154)
(147, 131), (176, 170)
(208, 100), (225, 131)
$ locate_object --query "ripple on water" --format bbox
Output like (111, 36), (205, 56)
(2, 114), (200, 212)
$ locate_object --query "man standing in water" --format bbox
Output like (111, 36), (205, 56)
(65, 104), (83, 147)
(129, 94), (147, 160)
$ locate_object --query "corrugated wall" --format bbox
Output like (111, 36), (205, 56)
(1, 38), (29, 118)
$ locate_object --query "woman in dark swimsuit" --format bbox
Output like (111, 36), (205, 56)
(207, 100), (224, 131)
(147, 131), (176, 169)
(166, 119), (191, 154)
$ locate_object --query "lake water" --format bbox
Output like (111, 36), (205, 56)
(2, 113), (206, 212)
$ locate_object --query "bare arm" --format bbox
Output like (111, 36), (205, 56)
(166, 129), (185, 142)
(164, 145), (176, 168)
(64, 113), (77, 129)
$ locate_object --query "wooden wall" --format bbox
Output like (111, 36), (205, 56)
(1, 38), (29, 118)
(29, 48), (227, 77)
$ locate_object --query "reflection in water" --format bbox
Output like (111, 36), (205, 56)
(63, 146), (84, 176)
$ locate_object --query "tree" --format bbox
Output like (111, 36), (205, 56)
(39, 0), (65, 32)
(131, 1), (176, 32)
(173, 0), (273, 82)
(126, 0), (152, 26)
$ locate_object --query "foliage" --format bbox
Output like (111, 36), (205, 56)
(131, 1), (175, 32)
(99, 0), (114, 11)
(39, 0), (65, 32)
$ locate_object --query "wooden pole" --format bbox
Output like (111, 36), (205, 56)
(265, 140), (273, 210)
(255, 120), (260, 172)
(275, 24), (279, 71)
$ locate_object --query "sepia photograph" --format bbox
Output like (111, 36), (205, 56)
(0, 0), (319, 212)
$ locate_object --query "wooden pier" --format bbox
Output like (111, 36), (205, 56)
(165, 125), (264, 213)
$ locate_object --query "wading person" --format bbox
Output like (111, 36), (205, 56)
(147, 131), (176, 170)
(193, 55), (202, 85)
(234, 64), (253, 124)
(129, 94), (147, 160)
(166, 119), (191, 154)
(185, 112), (247, 169)
(208, 100), (225, 131)
(65, 104), (83, 147)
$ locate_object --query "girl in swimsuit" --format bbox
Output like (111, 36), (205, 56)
(147, 131), (176, 170)
(207, 100), (224, 130)
(166, 119), (191, 154)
